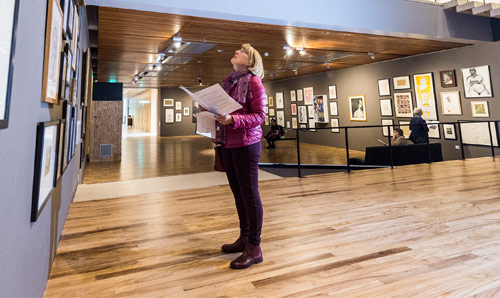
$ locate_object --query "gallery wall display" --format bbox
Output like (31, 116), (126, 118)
(348, 95), (366, 121)
(413, 73), (438, 121)
(394, 92), (413, 118)
(163, 98), (174, 106)
(439, 70), (456, 88)
(393, 75), (410, 90)
(41, 0), (64, 104)
(297, 89), (303, 102)
(276, 92), (284, 109)
(379, 99), (392, 117)
(443, 124), (456, 140)
(0, 0), (20, 129)
(471, 101), (489, 117)
(378, 79), (390, 96)
(290, 90), (296, 102)
(440, 91), (462, 115)
(330, 118), (339, 133)
(382, 119), (394, 137)
(313, 95), (328, 123)
(31, 120), (60, 222)
(461, 65), (493, 98)
(329, 101), (338, 116)
(328, 85), (337, 99)
(165, 109), (174, 123)
(459, 121), (498, 146)
(303, 87), (314, 105)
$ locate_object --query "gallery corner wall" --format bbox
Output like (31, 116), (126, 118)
(0, 1), (90, 297)
(159, 86), (203, 137)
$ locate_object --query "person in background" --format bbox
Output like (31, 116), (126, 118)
(264, 118), (281, 149)
(392, 127), (409, 146)
(409, 108), (428, 144)
(215, 43), (266, 269)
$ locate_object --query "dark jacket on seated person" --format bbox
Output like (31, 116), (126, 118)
(392, 136), (409, 146)
(409, 115), (429, 144)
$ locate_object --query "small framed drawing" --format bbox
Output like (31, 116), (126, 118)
(183, 107), (189, 116)
(41, 0), (64, 104)
(286, 121), (290, 129)
(382, 119), (394, 137)
(428, 121), (440, 139)
(163, 98), (174, 106)
(31, 120), (59, 222)
(297, 89), (303, 102)
(330, 118), (339, 133)
(269, 109), (275, 117)
(394, 92), (413, 118)
(0, 0), (20, 129)
(393, 75), (411, 90)
(443, 124), (456, 140)
(308, 119), (316, 132)
(264, 106), (268, 114)
(439, 70), (456, 88)
(276, 92), (284, 109)
(165, 109), (174, 123)
(378, 79), (391, 96)
(63, 102), (71, 170)
(264, 116), (269, 126)
(277, 111), (285, 127)
(440, 91), (462, 115)
(298, 106), (307, 123)
(56, 119), (66, 182)
(290, 90), (296, 102)
(175, 113), (182, 122)
(268, 96), (274, 107)
(328, 85), (337, 99)
(304, 87), (314, 105)
(329, 101), (338, 116)
(300, 124), (307, 129)
(307, 105), (315, 118)
(292, 117), (298, 129)
(461, 65), (493, 98)
(175, 101), (182, 110)
(379, 99), (393, 116)
(471, 101), (489, 117)
(291, 104), (297, 116)
(399, 121), (411, 138)
(348, 95), (366, 121)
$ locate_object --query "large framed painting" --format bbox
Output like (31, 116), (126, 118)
(303, 87), (314, 105)
(313, 95), (328, 123)
(439, 70), (456, 88)
(413, 73), (438, 121)
(461, 65), (493, 98)
(276, 92), (284, 109)
(348, 95), (366, 121)
(31, 120), (59, 222)
(394, 92), (413, 118)
(440, 91), (462, 115)
(379, 99), (393, 116)
(41, 0), (64, 104)
(0, 0), (20, 129)
(378, 79), (391, 96)
(393, 75), (410, 90)
(459, 121), (498, 146)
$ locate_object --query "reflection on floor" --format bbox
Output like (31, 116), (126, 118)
(45, 157), (500, 297)
(83, 136), (364, 184)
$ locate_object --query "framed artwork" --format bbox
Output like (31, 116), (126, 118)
(440, 91), (462, 115)
(265, 116), (269, 126)
(66, 49), (73, 84)
(307, 105), (315, 118)
(443, 124), (456, 140)
(378, 79), (391, 96)
(66, 0), (74, 39)
(165, 109), (174, 123)
(291, 104), (297, 116)
(62, 0), (69, 38)
(329, 85), (337, 99)
(277, 111), (285, 127)
(428, 121), (440, 139)
(303, 87), (314, 105)
(313, 95), (328, 123)
(300, 124), (307, 129)
(414, 73), (438, 121)
(175, 101), (182, 110)
(163, 98), (174, 106)
(393, 75), (411, 90)
(41, 0), (64, 104)
(298, 106), (307, 123)
(70, 3), (79, 63)
(56, 119), (66, 181)
(0, 0), (20, 129)
(276, 92), (284, 109)
(471, 101), (489, 117)
(308, 119), (316, 132)
(175, 113), (182, 122)
(394, 92), (413, 118)
(292, 117), (298, 129)
(58, 52), (68, 101)
(286, 121), (290, 129)
(459, 121), (498, 146)
(330, 101), (338, 116)
(268, 96), (274, 107)
(348, 95), (366, 121)
(31, 120), (59, 222)
(462, 65), (492, 98)
(382, 119), (394, 137)
(183, 107), (189, 116)
(399, 120), (411, 138)
(330, 118), (339, 133)
(192, 101), (200, 123)
(297, 89), (303, 102)
(379, 99), (393, 116)
(439, 70), (456, 88)
(269, 109), (275, 117)
(63, 102), (71, 170)
(290, 90), (296, 102)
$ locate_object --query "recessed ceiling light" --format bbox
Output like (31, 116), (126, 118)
(197, 60), (202, 63)
(264, 52), (269, 57)
(217, 49), (223, 52)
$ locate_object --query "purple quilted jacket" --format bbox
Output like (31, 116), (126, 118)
(224, 76), (267, 148)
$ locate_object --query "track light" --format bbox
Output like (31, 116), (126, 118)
(198, 76), (202, 85)
(368, 52), (375, 60)
(173, 36), (182, 48)
(283, 46), (292, 56)
(296, 47), (305, 55)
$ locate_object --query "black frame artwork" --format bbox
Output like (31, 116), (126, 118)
(0, 0), (20, 130)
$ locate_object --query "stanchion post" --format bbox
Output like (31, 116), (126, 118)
(488, 121), (495, 158)
(387, 124), (393, 168)
(427, 123), (432, 164)
(296, 128), (302, 178)
(345, 127), (351, 173)
(457, 122), (465, 160)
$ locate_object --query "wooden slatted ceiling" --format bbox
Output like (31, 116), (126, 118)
(97, 7), (471, 88)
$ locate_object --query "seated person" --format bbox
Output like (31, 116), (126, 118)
(409, 108), (429, 144)
(264, 118), (282, 149)
(392, 127), (409, 146)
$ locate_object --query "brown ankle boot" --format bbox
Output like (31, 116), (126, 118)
(230, 243), (263, 269)
(221, 235), (248, 253)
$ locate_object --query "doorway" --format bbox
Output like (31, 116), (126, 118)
(122, 88), (158, 138)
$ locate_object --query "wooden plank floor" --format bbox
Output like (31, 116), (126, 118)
(83, 136), (364, 184)
(45, 157), (500, 297)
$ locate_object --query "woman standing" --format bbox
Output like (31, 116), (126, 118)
(215, 44), (266, 269)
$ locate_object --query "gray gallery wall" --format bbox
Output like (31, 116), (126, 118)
(0, 1), (88, 297)
(159, 87), (203, 136)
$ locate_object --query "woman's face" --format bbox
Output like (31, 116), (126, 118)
(231, 48), (250, 70)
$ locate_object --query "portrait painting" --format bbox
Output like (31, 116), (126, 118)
(348, 95), (366, 121)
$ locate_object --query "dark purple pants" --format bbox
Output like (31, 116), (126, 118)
(221, 142), (263, 245)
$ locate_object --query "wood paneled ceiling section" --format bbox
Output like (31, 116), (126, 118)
(98, 7), (471, 88)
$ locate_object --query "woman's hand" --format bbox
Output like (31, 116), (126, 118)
(215, 114), (234, 125)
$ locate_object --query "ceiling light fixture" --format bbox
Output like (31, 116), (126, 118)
(368, 52), (375, 60)
(296, 47), (306, 55)
(173, 36), (182, 48)
(283, 46), (292, 56)
(264, 52), (269, 57)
